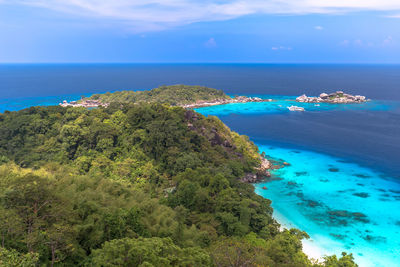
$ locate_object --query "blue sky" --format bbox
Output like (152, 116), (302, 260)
(0, 0), (399, 63)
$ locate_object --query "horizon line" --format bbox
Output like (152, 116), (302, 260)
(1, 62), (400, 65)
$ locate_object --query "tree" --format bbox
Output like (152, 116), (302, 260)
(210, 238), (272, 267)
(44, 223), (76, 267)
(0, 207), (24, 249)
(91, 237), (211, 267)
(265, 229), (310, 266)
(2, 173), (76, 262)
(0, 247), (38, 267)
(322, 252), (358, 267)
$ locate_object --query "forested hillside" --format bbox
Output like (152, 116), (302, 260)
(87, 85), (231, 106)
(0, 103), (356, 266)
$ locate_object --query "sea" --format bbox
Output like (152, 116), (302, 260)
(1, 64), (400, 266)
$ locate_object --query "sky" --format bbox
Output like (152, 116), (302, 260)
(0, 0), (399, 63)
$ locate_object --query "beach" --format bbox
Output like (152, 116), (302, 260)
(270, 208), (329, 261)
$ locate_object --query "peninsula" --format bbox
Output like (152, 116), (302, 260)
(296, 91), (368, 104)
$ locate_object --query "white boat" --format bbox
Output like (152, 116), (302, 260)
(287, 105), (305, 111)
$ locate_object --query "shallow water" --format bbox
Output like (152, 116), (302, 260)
(0, 94), (84, 113)
(196, 96), (394, 116)
(195, 99), (400, 267)
(254, 145), (400, 267)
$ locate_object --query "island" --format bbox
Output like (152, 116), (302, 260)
(296, 91), (368, 104)
(60, 84), (273, 108)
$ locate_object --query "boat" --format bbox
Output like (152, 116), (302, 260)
(287, 105), (305, 111)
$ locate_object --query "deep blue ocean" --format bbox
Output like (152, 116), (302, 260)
(1, 64), (400, 266)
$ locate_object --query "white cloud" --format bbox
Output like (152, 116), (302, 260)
(339, 37), (394, 48)
(339, 40), (350, 46)
(272, 46), (292, 51)
(383, 36), (393, 45)
(354, 39), (363, 46)
(314, 26), (323, 30)
(3, 0), (400, 31)
(205, 37), (217, 48)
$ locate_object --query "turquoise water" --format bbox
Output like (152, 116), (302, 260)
(196, 96), (393, 117)
(195, 99), (400, 267)
(0, 94), (85, 113)
(254, 145), (400, 267)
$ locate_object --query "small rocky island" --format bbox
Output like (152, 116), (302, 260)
(296, 91), (369, 104)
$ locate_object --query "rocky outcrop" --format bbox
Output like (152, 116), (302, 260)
(241, 173), (259, 183)
(241, 157), (271, 183)
(181, 96), (273, 109)
(60, 99), (109, 108)
(258, 157), (271, 171)
(185, 110), (237, 153)
(296, 91), (369, 104)
(184, 110), (199, 121)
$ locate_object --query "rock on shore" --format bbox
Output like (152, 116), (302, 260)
(182, 96), (273, 109)
(60, 99), (109, 108)
(241, 157), (271, 183)
(296, 91), (369, 104)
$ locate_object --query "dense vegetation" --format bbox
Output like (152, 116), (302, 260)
(0, 103), (357, 266)
(87, 85), (231, 105)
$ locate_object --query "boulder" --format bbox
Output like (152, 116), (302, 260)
(241, 173), (258, 183)
(319, 93), (329, 99)
(296, 94), (308, 102)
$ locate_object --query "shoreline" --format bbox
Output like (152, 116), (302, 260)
(58, 90), (369, 109)
(250, 154), (330, 262)
(180, 96), (274, 108)
(58, 95), (275, 109)
(254, 161), (330, 262)
(271, 206), (329, 262)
